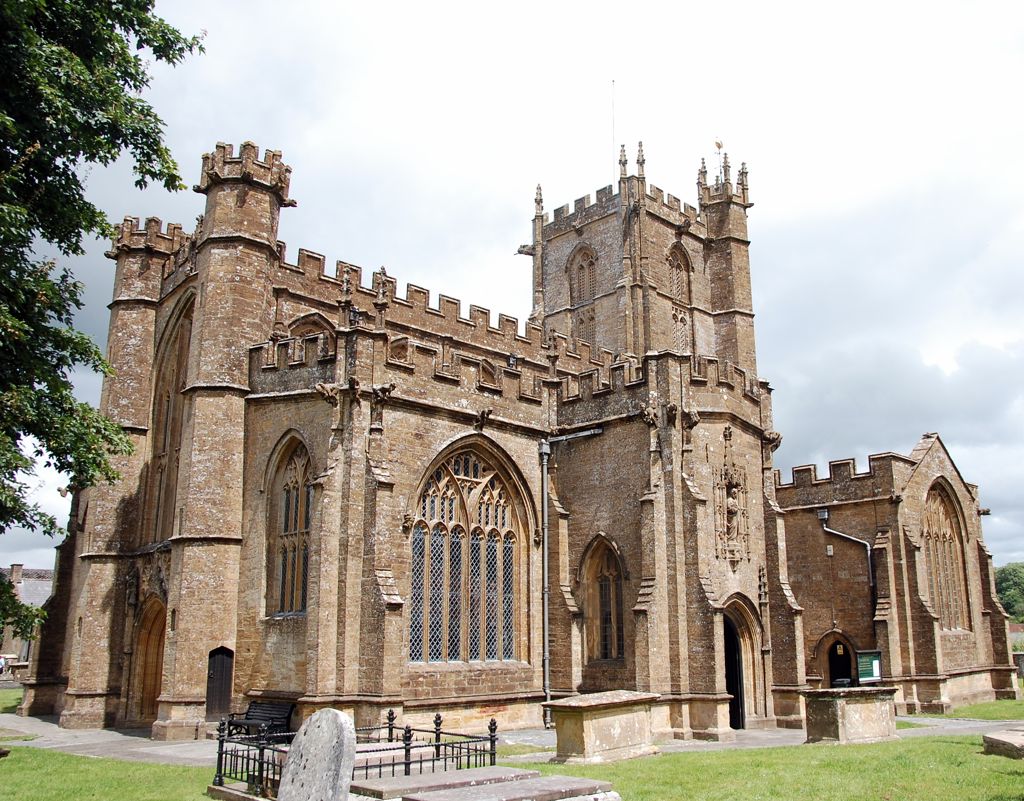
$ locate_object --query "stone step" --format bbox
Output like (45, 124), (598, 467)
(403, 774), (615, 801)
(351, 766), (540, 799)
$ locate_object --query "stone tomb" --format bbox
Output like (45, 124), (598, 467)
(278, 708), (356, 801)
(803, 687), (897, 744)
(543, 690), (660, 763)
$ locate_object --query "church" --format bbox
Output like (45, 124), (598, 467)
(18, 142), (1017, 739)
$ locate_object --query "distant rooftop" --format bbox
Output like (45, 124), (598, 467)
(1, 565), (54, 608)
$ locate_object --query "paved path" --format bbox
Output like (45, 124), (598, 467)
(1, 708), (1021, 767)
(0, 712), (218, 766)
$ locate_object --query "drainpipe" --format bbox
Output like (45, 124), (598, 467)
(539, 440), (552, 728)
(539, 427), (603, 729)
(817, 507), (874, 587)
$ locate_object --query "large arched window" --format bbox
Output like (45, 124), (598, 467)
(267, 443), (313, 614)
(146, 300), (194, 545)
(409, 449), (523, 663)
(921, 485), (970, 630)
(568, 247), (597, 306)
(582, 538), (624, 662)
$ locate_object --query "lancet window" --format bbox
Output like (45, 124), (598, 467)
(268, 444), (313, 614)
(921, 485), (970, 630)
(583, 539), (625, 661)
(667, 246), (690, 303)
(146, 301), (193, 545)
(569, 248), (597, 306)
(409, 450), (523, 663)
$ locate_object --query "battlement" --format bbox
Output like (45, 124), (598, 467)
(547, 184), (618, 226)
(644, 184), (700, 225)
(274, 242), (558, 357)
(774, 451), (917, 507)
(106, 216), (190, 258)
(194, 141), (294, 205)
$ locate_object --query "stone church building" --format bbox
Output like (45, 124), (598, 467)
(19, 143), (1017, 739)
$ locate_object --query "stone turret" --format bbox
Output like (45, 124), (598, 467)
(699, 154), (757, 374)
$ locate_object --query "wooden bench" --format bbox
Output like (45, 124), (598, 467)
(227, 700), (296, 737)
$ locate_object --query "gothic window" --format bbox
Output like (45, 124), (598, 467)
(146, 300), (194, 545)
(408, 449), (523, 663)
(583, 539), (625, 661)
(575, 308), (596, 348)
(667, 246), (690, 303)
(921, 485), (970, 630)
(569, 247), (597, 306)
(268, 444), (313, 615)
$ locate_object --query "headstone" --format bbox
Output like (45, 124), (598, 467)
(278, 708), (356, 801)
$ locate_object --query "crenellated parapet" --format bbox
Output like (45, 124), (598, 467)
(106, 215), (190, 258)
(193, 141), (294, 207)
(774, 452), (916, 507)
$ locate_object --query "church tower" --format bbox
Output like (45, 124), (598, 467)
(529, 144), (756, 375)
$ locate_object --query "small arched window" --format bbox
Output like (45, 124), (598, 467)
(583, 539), (625, 661)
(921, 485), (970, 630)
(568, 247), (597, 306)
(268, 443), (313, 614)
(408, 449), (523, 663)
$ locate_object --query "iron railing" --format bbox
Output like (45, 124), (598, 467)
(212, 710), (497, 798)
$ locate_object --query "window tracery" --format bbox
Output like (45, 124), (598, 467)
(667, 246), (690, 303)
(921, 485), (970, 630)
(408, 450), (522, 663)
(268, 444), (313, 614)
(145, 303), (194, 545)
(569, 248), (597, 306)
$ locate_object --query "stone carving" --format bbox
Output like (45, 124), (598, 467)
(474, 407), (493, 431)
(125, 569), (139, 609)
(277, 708), (355, 801)
(370, 382), (396, 432)
(714, 425), (749, 568)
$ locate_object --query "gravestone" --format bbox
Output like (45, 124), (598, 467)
(278, 708), (356, 801)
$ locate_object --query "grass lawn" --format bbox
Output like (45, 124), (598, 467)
(0, 733), (1022, 801)
(895, 720), (927, 729)
(503, 736), (1024, 801)
(0, 687), (22, 713)
(0, 748), (211, 801)
(929, 697), (1024, 720)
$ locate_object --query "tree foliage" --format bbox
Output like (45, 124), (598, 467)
(996, 562), (1024, 624)
(0, 1), (201, 636)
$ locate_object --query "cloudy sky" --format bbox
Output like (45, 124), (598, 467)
(4, 1), (1023, 571)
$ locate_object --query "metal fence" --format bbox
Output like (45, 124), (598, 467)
(212, 710), (498, 798)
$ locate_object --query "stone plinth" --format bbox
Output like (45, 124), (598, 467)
(804, 686), (897, 744)
(543, 690), (660, 763)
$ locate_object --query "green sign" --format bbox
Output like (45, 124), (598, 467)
(857, 650), (882, 683)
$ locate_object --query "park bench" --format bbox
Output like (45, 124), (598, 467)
(227, 700), (296, 737)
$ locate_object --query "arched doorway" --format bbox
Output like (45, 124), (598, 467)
(206, 647), (234, 720)
(827, 640), (855, 688)
(136, 599), (166, 721)
(724, 615), (744, 729)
